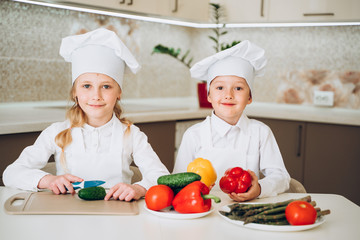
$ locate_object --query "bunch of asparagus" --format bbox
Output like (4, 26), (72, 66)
(219, 195), (331, 225)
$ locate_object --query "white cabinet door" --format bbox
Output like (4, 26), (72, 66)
(62, 0), (159, 15)
(157, 0), (210, 22)
(268, 0), (360, 22)
(218, 0), (269, 23)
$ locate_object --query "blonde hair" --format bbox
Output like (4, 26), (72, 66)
(54, 83), (131, 173)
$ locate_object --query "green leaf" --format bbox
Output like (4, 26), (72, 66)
(181, 50), (190, 61)
(209, 36), (218, 44)
(187, 58), (193, 67)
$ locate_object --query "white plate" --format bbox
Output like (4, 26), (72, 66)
(144, 205), (214, 219)
(218, 205), (326, 232)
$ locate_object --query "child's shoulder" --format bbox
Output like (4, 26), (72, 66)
(183, 119), (207, 135)
(44, 120), (71, 133)
(246, 117), (272, 133)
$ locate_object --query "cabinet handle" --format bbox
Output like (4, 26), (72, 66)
(172, 0), (178, 13)
(127, 0), (133, 5)
(119, 0), (125, 4)
(303, 13), (335, 17)
(297, 125), (303, 157)
(260, 0), (264, 17)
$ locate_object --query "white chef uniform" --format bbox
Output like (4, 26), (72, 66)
(174, 112), (290, 198)
(3, 28), (169, 191)
(174, 40), (290, 198)
(3, 114), (169, 191)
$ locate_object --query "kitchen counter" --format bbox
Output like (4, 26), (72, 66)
(0, 187), (359, 240)
(0, 97), (359, 134)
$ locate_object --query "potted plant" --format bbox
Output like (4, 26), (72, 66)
(152, 3), (241, 108)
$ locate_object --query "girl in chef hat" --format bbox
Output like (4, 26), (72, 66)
(3, 28), (169, 201)
(173, 40), (290, 202)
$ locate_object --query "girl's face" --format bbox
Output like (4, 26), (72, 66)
(74, 73), (121, 127)
(207, 75), (252, 125)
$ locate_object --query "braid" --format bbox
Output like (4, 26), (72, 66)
(114, 102), (132, 135)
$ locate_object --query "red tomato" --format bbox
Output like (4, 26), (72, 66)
(285, 201), (317, 225)
(145, 185), (174, 211)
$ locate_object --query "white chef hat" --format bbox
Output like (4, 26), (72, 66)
(190, 40), (267, 93)
(59, 28), (140, 88)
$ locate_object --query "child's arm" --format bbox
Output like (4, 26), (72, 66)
(2, 125), (61, 191)
(256, 125), (291, 198)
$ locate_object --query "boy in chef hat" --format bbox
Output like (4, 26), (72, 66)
(3, 28), (169, 201)
(173, 40), (290, 201)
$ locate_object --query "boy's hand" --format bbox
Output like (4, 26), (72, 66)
(38, 174), (83, 195)
(228, 170), (261, 202)
(105, 183), (146, 201)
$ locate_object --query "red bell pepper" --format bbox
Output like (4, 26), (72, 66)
(219, 167), (252, 194)
(172, 181), (221, 213)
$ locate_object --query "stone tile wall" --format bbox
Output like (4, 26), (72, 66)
(1, 0), (359, 109)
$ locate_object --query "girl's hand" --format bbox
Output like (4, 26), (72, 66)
(38, 174), (83, 195)
(105, 183), (146, 201)
(228, 170), (261, 202)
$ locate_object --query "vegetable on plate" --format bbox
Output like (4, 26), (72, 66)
(219, 167), (252, 194)
(285, 200), (317, 225)
(219, 195), (331, 225)
(187, 157), (217, 187)
(145, 185), (174, 211)
(157, 172), (201, 192)
(172, 181), (221, 214)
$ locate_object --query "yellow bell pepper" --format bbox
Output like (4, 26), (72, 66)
(187, 158), (217, 187)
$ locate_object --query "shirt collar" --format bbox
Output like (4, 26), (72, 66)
(211, 111), (249, 137)
(82, 113), (115, 134)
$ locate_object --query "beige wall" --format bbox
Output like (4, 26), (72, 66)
(1, 0), (359, 109)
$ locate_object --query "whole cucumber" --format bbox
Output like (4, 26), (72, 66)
(78, 186), (106, 201)
(157, 172), (201, 189)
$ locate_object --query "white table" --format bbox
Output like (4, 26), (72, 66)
(0, 187), (359, 240)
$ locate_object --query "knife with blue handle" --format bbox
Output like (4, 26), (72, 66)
(71, 180), (105, 190)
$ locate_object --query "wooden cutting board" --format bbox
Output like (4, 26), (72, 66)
(4, 192), (139, 215)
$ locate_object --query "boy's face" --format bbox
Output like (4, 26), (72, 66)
(207, 75), (252, 125)
(74, 73), (121, 127)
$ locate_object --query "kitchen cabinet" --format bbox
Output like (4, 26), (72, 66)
(58, 0), (210, 21)
(137, 121), (175, 171)
(256, 118), (360, 206)
(303, 123), (360, 205)
(218, 0), (269, 23)
(0, 121), (175, 186)
(268, 0), (360, 22)
(61, 0), (159, 15)
(0, 132), (40, 186)
(157, 0), (210, 22)
(217, 0), (360, 23)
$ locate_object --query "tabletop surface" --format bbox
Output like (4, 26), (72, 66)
(1, 187), (359, 240)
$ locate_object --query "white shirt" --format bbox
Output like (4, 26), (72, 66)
(174, 112), (290, 198)
(3, 115), (169, 191)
